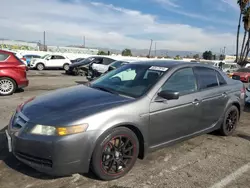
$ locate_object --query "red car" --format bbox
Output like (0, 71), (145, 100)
(0, 50), (29, 96)
(231, 68), (250, 82)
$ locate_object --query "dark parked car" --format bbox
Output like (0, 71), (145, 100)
(6, 61), (245, 180)
(0, 50), (29, 96)
(86, 60), (130, 81)
(70, 58), (85, 64)
(66, 56), (116, 76)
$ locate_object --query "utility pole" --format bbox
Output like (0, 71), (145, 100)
(148, 39), (153, 57)
(154, 41), (157, 57)
(223, 46), (226, 55)
(83, 36), (85, 47)
(43, 31), (46, 51)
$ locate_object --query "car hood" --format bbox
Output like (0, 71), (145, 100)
(21, 85), (133, 125)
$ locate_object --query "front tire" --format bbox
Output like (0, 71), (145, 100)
(220, 105), (239, 136)
(91, 127), (139, 181)
(0, 77), (17, 96)
(36, 63), (45, 71)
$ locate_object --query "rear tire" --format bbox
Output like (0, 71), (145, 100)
(91, 127), (139, 181)
(0, 77), (17, 96)
(220, 105), (239, 136)
(36, 63), (45, 71)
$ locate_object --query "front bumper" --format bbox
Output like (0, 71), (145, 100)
(7, 115), (100, 176)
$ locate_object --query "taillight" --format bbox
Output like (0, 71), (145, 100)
(21, 57), (26, 61)
(241, 86), (246, 94)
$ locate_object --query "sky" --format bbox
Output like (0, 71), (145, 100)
(0, 0), (242, 53)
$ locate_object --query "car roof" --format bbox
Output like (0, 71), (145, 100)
(0, 49), (14, 55)
(130, 60), (205, 68)
(24, 54), (41, 56)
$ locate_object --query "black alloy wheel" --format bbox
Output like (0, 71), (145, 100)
(220, 105), (239, 136)
(91, 127), (139, 180)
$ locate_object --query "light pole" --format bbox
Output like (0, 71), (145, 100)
(148, 39), (153, 57)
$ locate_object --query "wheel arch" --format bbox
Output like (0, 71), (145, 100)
(116, 124), (145, 159)
(231, 101), (241, 118)
(36, 62), (45, 67)
(0, 76), (17, 87)
(90, 123), (146, 161)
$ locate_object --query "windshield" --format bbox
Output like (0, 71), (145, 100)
(91, 64), (168, 98)
(41, 54), (49, 59)
(110, 61), (128, 68)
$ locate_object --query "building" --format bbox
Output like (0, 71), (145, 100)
(0, 39), (99, 55)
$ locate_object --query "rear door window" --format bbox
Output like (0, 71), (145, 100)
(0, 53), (9, 61)
(194, 67), (219, 90)
(216, 71), (227, 86)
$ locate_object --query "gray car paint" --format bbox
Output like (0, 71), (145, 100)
(8, 60), (245, 175)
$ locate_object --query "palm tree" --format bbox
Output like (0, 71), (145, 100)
(241, 7), (250, 63)
(236, 0), (248, 62)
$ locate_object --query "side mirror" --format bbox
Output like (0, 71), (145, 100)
(157, 90), (179, 100)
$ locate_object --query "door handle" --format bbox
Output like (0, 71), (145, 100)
(192, 99), (200, 105)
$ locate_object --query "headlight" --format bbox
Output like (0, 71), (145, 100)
(30, 124), (88, 136)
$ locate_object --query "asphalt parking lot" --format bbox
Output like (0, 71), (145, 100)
(0, 70), (250, 188)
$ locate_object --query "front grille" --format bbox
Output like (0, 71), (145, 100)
(15, 151), (53, 168)
(12, 112), (29, 130)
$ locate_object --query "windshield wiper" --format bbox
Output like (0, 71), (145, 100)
(91, 85), (119, 95)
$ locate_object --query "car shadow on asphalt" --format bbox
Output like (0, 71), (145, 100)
(15, 88), (24, 93)
(244, 104), (250, 112)
(237, 134), (250, 142)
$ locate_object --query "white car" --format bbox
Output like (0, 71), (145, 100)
(30, 54), (72, 71)
(246, 85), (250, 104)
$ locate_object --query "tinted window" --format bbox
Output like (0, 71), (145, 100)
(194, 67), (218, 89)
(92, 58), (103, 64)
(216, 71), (227, 85)
(103, 58), (115, 65)
(161, 68), (197, 95)
(55, 55), (65, 59)
(0, 53), (9, 61)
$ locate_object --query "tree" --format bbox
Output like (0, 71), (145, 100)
(202, 51), (213, 60)
(122, 49), (132, 56)
(236, 0), (250, 66)
(236, 0), (248, 62)
(193, 54), (200, 59)
(97, 51), (108, 55)
(174, 55), (182, 60)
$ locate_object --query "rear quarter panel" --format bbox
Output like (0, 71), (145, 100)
(224, 76), (245, 114)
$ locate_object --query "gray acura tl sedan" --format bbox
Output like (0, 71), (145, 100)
(6, 61), (245, 180)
